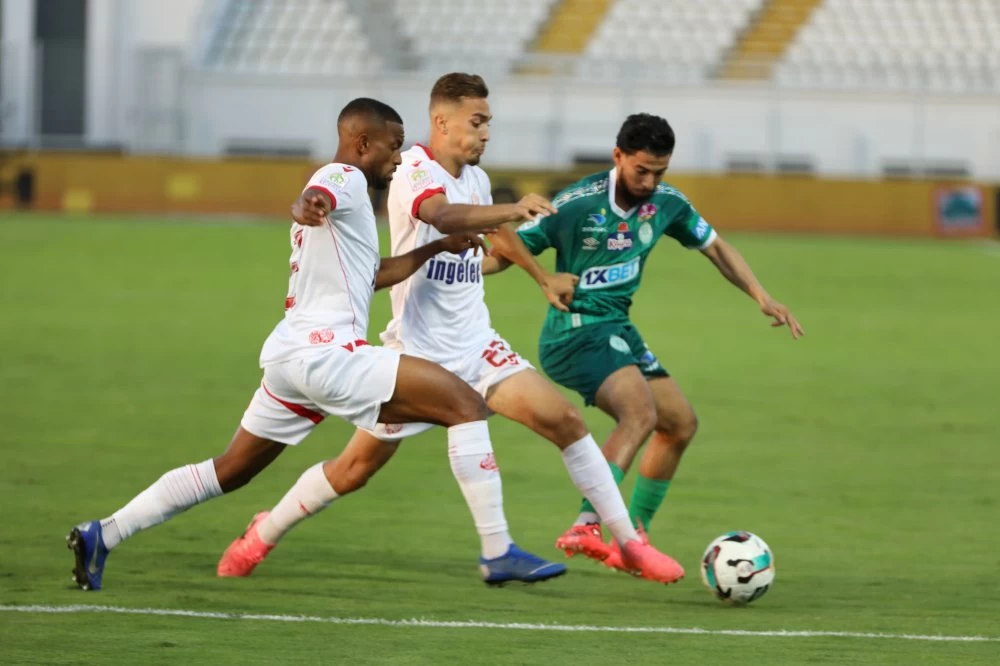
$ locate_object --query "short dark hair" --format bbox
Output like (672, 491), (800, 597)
(338, 97), (403, 126)
(616, 113), (675, 156)
(430, 73), (489, 107)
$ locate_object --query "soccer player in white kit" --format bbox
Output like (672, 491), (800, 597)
(66, 98), (543, 591)
(218, 74), (685, 585)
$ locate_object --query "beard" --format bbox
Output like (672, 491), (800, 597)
(371, 172), (392, 190)
(617, 175), (651, 207)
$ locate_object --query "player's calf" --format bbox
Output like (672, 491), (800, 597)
(595, 366), (658, 470)
(326, 433), (399, 495)
(213, 430), (287, 492)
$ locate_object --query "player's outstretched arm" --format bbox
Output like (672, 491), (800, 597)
(487, 224), (577, 312)
(481, 253), (513, 275)
(418, 192), (557, 234)
(290, 189), (333, 227)
(374, 232), (486, 291)
(701, 235), (804, 339)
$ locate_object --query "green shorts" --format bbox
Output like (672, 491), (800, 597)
(538, 321), (669, 406)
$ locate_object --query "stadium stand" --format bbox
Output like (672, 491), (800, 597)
(776, 0), (1000, 92)
(394, 0), (560, 74)
(578, 0), (764, 82)
(201, 0), (380, 75)
(194, 0), (1000, 93)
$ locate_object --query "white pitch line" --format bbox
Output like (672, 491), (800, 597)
(1, 604), (998, 643)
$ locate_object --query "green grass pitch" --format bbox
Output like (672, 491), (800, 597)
(1, 213), (998, 664)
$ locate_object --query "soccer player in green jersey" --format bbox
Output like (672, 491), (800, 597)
(500, 113), (804, 570)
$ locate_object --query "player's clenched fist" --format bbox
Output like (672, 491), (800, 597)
(541, 272), (579, 313)
(439, 232), (488, 256)
(291, 191), (331, 227)
(512, 194), (558, 221)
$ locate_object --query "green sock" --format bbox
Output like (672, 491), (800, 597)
(629, 476), (671, 530)
(579, 462), (625, 516)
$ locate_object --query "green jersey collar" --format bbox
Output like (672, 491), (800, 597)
(607, 167), (639, 220)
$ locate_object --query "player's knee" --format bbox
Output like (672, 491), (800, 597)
(681, 411), (699, 443)
(618, 407), (657, 444)
(657, 409), (699, 446)
(549, 405), (588, 444)
(449, 390), (490, 425)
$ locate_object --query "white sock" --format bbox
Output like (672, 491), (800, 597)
(447, 421), (513, 559)
(574, 511), (600, 526)
(257, 462), (339, 545)
(561, 435), (638, 546)
(101, 459), (223, 550)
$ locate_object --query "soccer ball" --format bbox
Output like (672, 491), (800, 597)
(700, 531), (775, 605)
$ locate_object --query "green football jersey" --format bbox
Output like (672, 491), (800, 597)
(517, 168), (716, 340)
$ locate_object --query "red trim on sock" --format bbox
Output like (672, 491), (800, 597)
(188, 464), (205, 495)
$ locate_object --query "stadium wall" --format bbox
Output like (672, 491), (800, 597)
(4, 1), (1000, 182)
(2, 153), (995, 238)
(177, 74), (1000, 180)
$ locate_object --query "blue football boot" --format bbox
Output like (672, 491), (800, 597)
(67, 520), (109, 591)
(480, 544), (567, 586)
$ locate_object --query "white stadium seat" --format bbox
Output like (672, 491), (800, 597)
(780, 0), (1000, 93)
(579, 0), (764, 83)
(202, 0), (375, 76)
(195, 0), (999, 91)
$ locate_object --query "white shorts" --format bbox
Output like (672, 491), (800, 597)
(367, 334), (532, 442)
(241, 343), (400, 445)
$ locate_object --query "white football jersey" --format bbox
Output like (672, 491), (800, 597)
(381, 144), (493, 363)
(260, 163), (380, 366)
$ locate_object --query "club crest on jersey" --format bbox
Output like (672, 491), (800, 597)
(638, 222), (654, 245)
(409, 168), (433, 192)
(638, 203), (658, 221)
(321, 172), (348, 189)
(587, 209), (609, 226)
(582, 237), (600, 251)
(609, 335), (631, 354)
(308, 328), (336, 345)
(520, 216), (542, 232)
(607, 221), (633, 251)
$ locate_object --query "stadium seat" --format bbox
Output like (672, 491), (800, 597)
(780, 0), (1000, 93)
(580, 0), (765, 82)
(395, 0), (559, 73)
(201, 0), (378, 76)
(195, 0), (998, 91)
